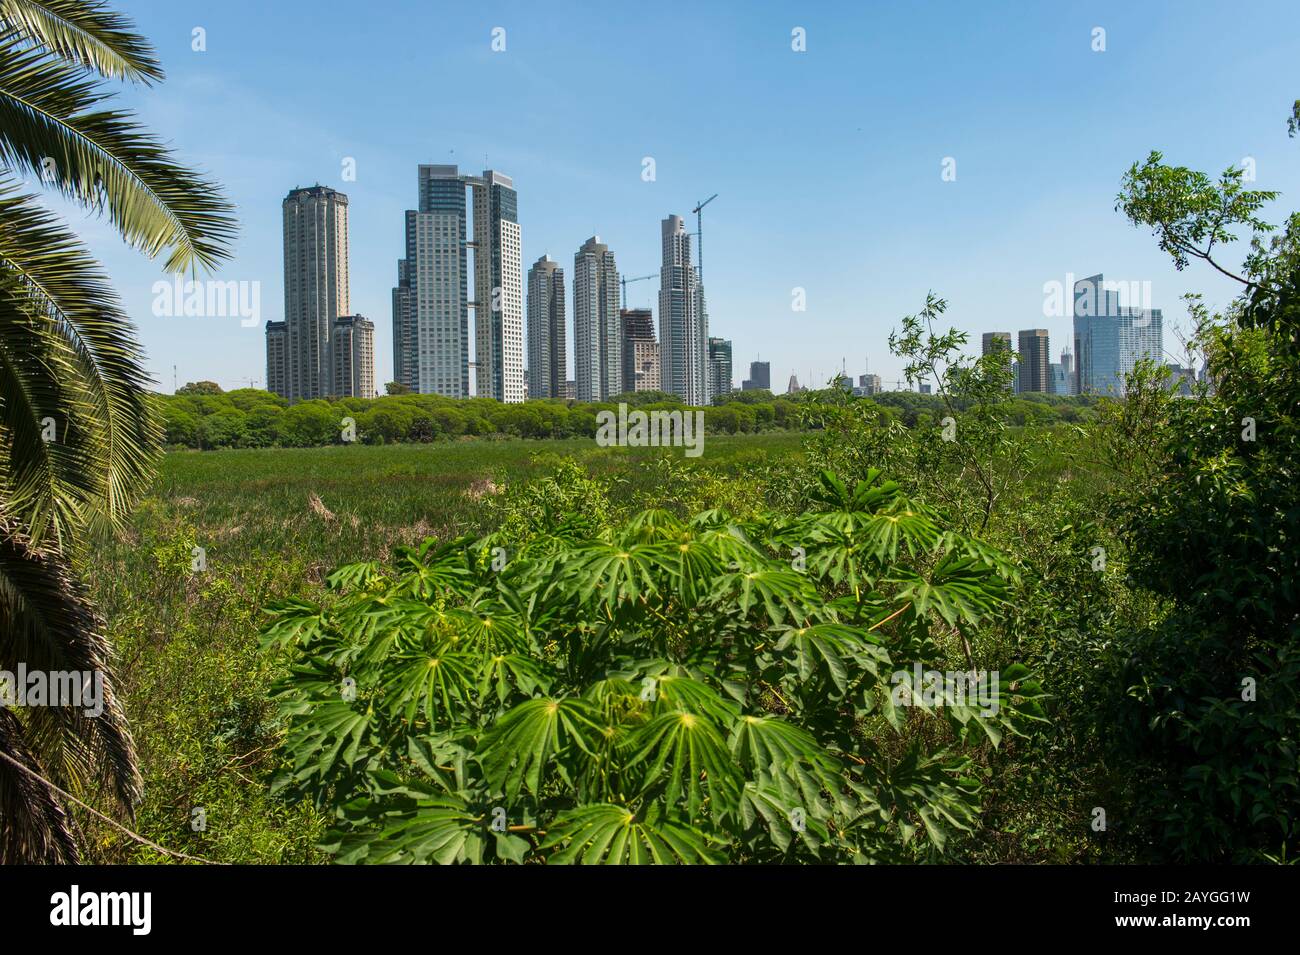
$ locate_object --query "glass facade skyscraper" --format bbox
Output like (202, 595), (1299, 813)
(1073, 274), (1162, 396)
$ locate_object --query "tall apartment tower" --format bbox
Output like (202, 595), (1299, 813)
(527, 255), (566, 399)
(393, 165), (469, 396)
(621, 308), (660, 393)
(280, 185), (349, 400)
(332, 315), (375, 398)
(573, 236), (621, 401)
(658, 215), (708, 405)
(1017, 329), (1051, 393)
(1073, 274), (1163, 396)
(265, 320), (287, 397)
(472, 170), (524, 403)
(391, 165), (523, 402)
(708, 337), (733, 402)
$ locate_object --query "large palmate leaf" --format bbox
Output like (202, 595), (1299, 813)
(714, 566), (817, 626)
(651, 673), (741, 725)
(773, 623), (888, 696)
(850, 745), (982, 853)
(564, 542), (664, 611)
(889, 552), (1008, 627)
(279, 699), (376, 790)
(477, 696), (602, 801)
(628, 710), (743, 818)
(622, 508), (685, 543)
(380, 649), (478, 726)
(259, 597), (328, 649)
(325, 776), (491, 865)
(542, 803), (721, 864)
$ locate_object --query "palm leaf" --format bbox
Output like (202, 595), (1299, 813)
(543, 803), (721, 864)
(477, 696), (601, 801)
(0, 180), (159, 542)
(0, 33), (236, 270)
(0, 0), (163, 83)
(0, 512), (140, 858)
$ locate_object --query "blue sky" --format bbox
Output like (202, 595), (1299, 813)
(67, 0), (1300, 392)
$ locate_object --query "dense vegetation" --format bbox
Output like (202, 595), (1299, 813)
(86, 105), (1300, 863)
(3, 1), (1296, 868)
(0, 0), (234, 862)
(157, 385), (1099, 449)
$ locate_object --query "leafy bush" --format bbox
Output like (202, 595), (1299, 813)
(262, 470), (1044, 863)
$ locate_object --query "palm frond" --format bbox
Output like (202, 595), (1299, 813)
(0, 512), (140, 839)
(0, 178), (160, 542)
(0, 0), (163, 83)
(0, 708), (79, 863)
(0, 33), (236, 270)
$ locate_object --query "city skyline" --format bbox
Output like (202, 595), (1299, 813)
(78, 1), (1300, 395)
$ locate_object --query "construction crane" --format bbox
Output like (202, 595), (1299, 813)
(691, 193), (718, 282)
(620, 272), (657, 309)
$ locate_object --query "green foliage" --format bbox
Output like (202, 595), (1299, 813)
(265, 470), (1044, 864)
(1091, 110), (1300, 862)
(0, 0), (235, 863)
(156, 387), (1095, 451)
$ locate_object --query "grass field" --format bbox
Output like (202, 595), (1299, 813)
(81, 433), (804, 862)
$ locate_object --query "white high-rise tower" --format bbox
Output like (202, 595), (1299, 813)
(391, 166), (523, 402)
(658, 215), (708, 405)
(573, 236), (621, 401)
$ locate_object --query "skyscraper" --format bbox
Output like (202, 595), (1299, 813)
(658, 215), (708, 405)
(1017, 329), (1051, 394)
(265, 320), (287, 397)
(472, 170), (524, 403)
(391, 165), (523, 402)
(1050, 349), (1076, 396)
(332, 315), (375, 397)
(742, 360), (771, 392)
(394, 165), (469, 397)
(280, 185), (349, 400)
(708, 337), (733, 402)
(573, 236), (621, 401)
(1073, 274), (1163, 396)
(391, 258), (415, 392)
(527, 255), (566, 400)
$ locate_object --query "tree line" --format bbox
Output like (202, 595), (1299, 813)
(160, 383), (1100, 449)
